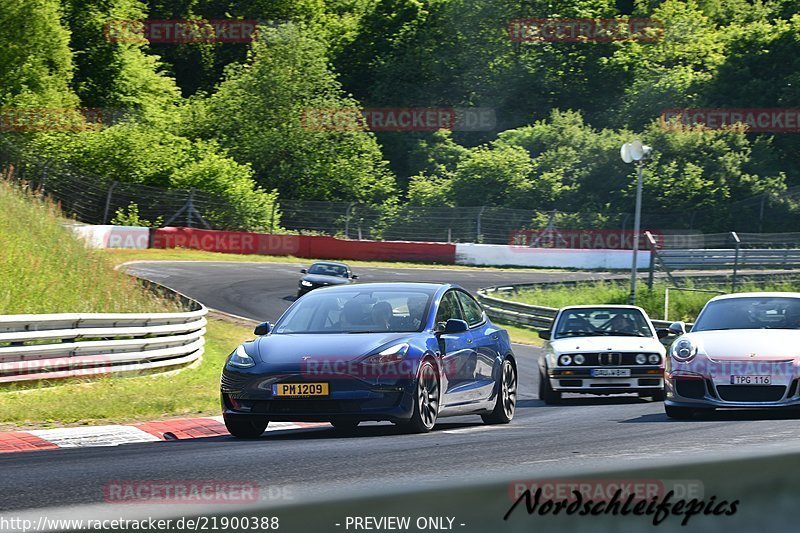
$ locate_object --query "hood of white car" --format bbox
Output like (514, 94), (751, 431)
(688, 329), (800, 360)
(550, 335), (664, 354)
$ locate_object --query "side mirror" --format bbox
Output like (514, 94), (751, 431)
(254, 322), (271, 336)
(351, 274), (359, 280)
(668, 321), (686, 336)
(656, 328), (670, 339)
(441, 319), (469, 335)
(538, 330), (551, 340)
(300, 268), (307, 274)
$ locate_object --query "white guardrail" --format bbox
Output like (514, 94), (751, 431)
(0, 297), (207, 383)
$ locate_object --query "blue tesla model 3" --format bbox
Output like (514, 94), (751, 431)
(220, 282), (517, 436)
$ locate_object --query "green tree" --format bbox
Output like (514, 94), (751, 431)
(0, 0), (77, 107)
(198, 22), (397, 204)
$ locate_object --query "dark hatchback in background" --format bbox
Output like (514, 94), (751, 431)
(297, 261), (357, 298)
(221, 282), (518, 436)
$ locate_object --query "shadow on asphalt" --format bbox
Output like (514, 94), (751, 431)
(622, 408), (800, 423)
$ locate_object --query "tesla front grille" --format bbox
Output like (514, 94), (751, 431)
(716, 385), (786, 402)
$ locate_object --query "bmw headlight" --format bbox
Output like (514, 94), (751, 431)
(648, 354), (661, 365)
(228, 345), (256, 368)
(671, 338), (698, 362)
(573, 354), (585, 365)
(301, 280), (313, 287)
(558, 354), (572, 366)
(636, 353), (647, 365)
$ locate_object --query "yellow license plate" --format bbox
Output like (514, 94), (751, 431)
(273, 382), (329, 397)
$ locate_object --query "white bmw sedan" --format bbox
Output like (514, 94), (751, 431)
(538, 305), (667, 404)
(665, 292), (800, 419)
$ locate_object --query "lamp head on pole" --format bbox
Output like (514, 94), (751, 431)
(620, 140), (652, 164)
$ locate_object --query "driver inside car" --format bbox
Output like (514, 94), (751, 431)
(607, 314), (637, 333)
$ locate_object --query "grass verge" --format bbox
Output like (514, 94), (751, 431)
(0, 183), (178, 314)
(506, 279), (800, 323)
(0, 318), (252, 431)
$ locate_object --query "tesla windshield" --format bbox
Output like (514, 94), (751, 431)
(693, 297), (800, 331)
(554, 308), (652, 338)
(274, 290), (432, 333)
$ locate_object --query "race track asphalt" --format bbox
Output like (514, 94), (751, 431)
(2, 261), (800, 520)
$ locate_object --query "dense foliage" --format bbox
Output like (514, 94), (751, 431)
(1, 0), (798, 231)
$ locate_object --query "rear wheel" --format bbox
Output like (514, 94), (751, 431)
(665, 405), (695, 420)
(401, 360), (440, 433)
(482, 359), (517, 424)
(224, 414), (268, 438)
(538, 370), (561, 405)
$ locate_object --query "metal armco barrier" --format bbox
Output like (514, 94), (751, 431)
(477, 283), (687, 330)
(0, 303), (207, 383)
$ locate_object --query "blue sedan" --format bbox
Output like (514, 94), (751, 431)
(220, 282), (517, 436)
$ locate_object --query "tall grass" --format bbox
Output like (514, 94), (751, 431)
(508, 279), (800, 323)
(0, 181), (178, 313)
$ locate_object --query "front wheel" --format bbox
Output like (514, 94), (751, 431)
(401, 360), (440, 433)
(224, 414), (268, 438)
(482, 359), (517, 424)
(538, 370), (561, 405)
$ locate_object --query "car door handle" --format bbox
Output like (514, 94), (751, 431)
(467, 338), (473, 344)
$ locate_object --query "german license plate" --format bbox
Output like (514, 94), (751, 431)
(591, 368), (631, 377)
(730, 375), (771, 385)
(272, 382), (329, 397)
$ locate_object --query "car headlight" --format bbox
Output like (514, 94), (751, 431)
(671, 338), (698, 362)
(636, 353), (647, 365)
(301, 280), (313, 287)
(573, 354), (585, 365)
(363, 343), (409, 365)
(558, 354), (572, 366)
(648, 354), (661, 365)
(227, 345), (255, 368)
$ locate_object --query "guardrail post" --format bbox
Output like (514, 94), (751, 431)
(102, 181), (117, 224)
(731, 231), (741, 293)
(645, 231), (656, 289)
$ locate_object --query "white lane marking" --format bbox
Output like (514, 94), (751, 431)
(30, 426), (161, 448)
(440, 426), (498, 435)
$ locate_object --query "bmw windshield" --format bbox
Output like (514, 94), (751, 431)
(693, 297), (800, 331)
(274, 289), (432, 334)
(554, 308), (653, 338)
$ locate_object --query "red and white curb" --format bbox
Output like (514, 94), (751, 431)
(0, 417), (326, 453)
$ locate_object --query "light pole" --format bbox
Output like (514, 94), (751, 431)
(620, 140), (653, 305)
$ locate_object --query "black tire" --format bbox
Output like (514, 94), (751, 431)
(330, 420), (360, 432)
(224, 414), (268, 438)
(665, 405), (695, 420)
(538, 370), (561, 405)
(482, 358), (517, 424)
(401, 360), (440, 433)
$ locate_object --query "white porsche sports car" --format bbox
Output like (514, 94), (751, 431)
(665, 292), (800, 419)
(538, 305), (667, 404)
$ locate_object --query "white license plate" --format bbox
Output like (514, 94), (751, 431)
(591, 368), (631, 377)
(730, 375), (771, 385)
